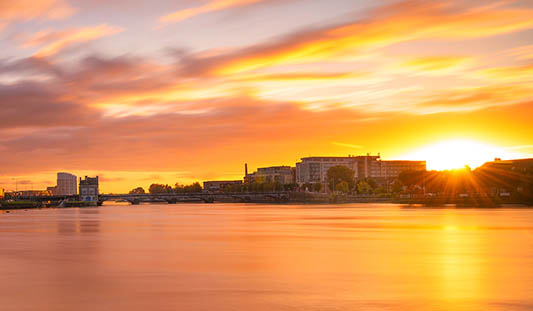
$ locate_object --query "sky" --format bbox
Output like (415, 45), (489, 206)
(1, 0), (532, 193)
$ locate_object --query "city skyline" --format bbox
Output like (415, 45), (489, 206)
(1, 0), (532, 192)
(2, 152), (531, 194)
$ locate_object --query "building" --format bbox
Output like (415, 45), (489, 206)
(0, 188), (4, 199)
(296, 154), (426, 185)
(475, 158), (533, 196)
(57, 172), (77, 196)
(46, 186), (58, 195)
(378, 160), (427, 179)
(247, 166), (295, 184)
(296, 156), (359, 185)
(203, 180), (242, 192)
(18, 190), (52, 197)
(79, 176), (99, 201)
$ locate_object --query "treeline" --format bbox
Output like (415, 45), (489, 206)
(397, 166), (532, 200)
(316, 164), (532, 201)
(129, 182), (203, 194)
(219, 182), (297, 193)
(126, 162), (532, 202)
(322, 165), (390, 195)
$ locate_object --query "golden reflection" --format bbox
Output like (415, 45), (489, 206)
(439, 219), (484, 305)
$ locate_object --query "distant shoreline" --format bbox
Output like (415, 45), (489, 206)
(2, 198), (531, 211)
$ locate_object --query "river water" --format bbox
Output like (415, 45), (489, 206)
(1, 203), (532, 311)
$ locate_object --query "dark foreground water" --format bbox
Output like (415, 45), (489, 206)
(1, 203), (532, 311)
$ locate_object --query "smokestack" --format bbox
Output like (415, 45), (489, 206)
(245, 163), (248, 182)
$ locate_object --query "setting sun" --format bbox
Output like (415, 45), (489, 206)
(403, 139), (524, 171)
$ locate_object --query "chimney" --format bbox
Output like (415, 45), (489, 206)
(245, 163), (248, 183)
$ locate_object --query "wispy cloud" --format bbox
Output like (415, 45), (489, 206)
(0, 0), (75, 27)
(2, 0), (533, 191)
(502, 44), (533, 61)
(21, 24), (123, 57)
(399, 56), (472, 74)
(505, 145), (533, 151)
(479, 64), (533, 83)
(180, 1), (533, 76)
(159, 0), (264, 24)
(332, 142), (364, 149)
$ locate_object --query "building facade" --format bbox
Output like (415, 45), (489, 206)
(18, 190), (53, 197)
(46, 186), (58, 195)
(79, 176), (99, 201)
(247, 166), (295, 184)
(203, 180), (243, 192)
(57, 172), (77, 196)
(296, 157), (359, 185)
(296, 154), (426, 185)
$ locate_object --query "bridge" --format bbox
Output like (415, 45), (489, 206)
(9, 192), (291, 206)
(97, 192), (291, 205)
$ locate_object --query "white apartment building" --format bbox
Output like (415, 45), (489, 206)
(57, 172), (77, 196)
(296, 155), (426, 185)
(296, 157), (359, 184)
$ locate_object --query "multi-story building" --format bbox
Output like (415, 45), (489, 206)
(203, 180), (242, 192)
(475, 158), (533, 196)
(57, 172), (77, 196)
(18, 190), (53, 197)
(296, 157), (359, 185)
(79, 176), (99, 201)
(378, 160), (427, 179)
(296, 154), (426, 185)
(247, 166), (295, 184)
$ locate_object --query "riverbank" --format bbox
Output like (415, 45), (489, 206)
(0, 200), (97, 210)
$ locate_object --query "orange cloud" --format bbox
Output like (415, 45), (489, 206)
(503, 44), (533, 61)
(415, 85), (533, 114)
(400, 56), (472, 73)
(0, 0), (75, 24)
(198, 1), (533, 76)
(232, 72), (366, 82)
(480, 64), (533, 83)
(160, 0), (263, 24)
(22, 24), (123, 57)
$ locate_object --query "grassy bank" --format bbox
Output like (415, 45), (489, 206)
(0, 201), (42, 209)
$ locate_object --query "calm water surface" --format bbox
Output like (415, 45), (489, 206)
(1, 203), (532, 311)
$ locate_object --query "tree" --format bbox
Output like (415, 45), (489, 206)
(391, 180), (403, 193)
(184, 182), (203, 193)
(129, 187), (145, 194)
(174, 183), (185, 193)
(312, 182), (322, 193)
(283, 183), (297, 191)
(374, 186), (387, 194)
(398, 170), (425, 189)
(356, 180), (372, 195)
(273, 181), (283, 192)
(327, 165), (355, 191)
(263, 182), (274, 192)
(366, 178), (377, 189)
(335, 181), (349, 193)
(149, 184), (172, 194)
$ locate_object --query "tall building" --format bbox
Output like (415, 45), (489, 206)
(296, 154), (426, 185)
(79, 176), (99, 201)
(247, 166), (295, 184)
(57, 172), (77, 195)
